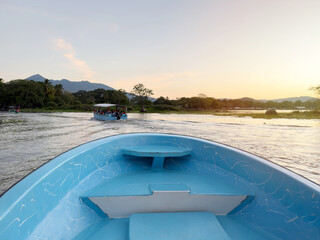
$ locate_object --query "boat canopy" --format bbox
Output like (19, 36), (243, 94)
(93, 103), (116, 108)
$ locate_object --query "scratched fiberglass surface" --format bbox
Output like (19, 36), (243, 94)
(0, 133), (319, 240)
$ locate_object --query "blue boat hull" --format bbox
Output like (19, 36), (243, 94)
(94, 113), (127, 121)
(0, 133), (319, 239)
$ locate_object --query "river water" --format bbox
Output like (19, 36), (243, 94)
(0, 112), (319, 195)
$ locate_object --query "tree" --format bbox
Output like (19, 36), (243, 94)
(54, 84), (63, 96)
(311, 85), (320, 95)
(0, 78), (4, 108)
(112, 89), (128, 105)
(131, 83), (154, 112)
(154, 96), (172, 105)
(3, 80), (46, 108)
(98, 89), (128, 105)
(43, 79), (55, 103)
(197, 93), (207, 98)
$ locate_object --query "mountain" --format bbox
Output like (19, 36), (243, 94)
(259, 96), (319, 103)
(236, 97), (258, 101)
(220, 96), (319, 102)
(25, 74), (47, 82)
(25, 74), (156, 101)
(25, 74), (115, 93)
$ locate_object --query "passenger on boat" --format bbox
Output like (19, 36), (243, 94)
(114, 110), (120, 120)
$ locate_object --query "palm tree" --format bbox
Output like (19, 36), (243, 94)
(44, 79), (55, 100)
(54, 84), (63, 96)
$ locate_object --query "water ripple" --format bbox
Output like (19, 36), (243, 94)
(0, 112), (319, 195)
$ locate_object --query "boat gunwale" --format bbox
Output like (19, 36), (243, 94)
(1, 132), (319, 200)
(1, 133), (320, 240)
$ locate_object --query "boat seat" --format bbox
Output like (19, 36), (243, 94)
(81, 183), (252, 218)
(122, 145), (192, 168)
(129, 212), (231, 240)
(74, 214), (272, 240)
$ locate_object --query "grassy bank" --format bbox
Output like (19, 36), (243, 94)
(134, 109), (320, 119)
(213, 110), (320, 119)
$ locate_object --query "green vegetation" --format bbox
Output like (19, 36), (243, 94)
(131, 83), (153, 112)
(0, 79), (79, 110)
(1, 79), (320, 119)
(212, 110), (320, 119)
(311, 85), (320, 95)
(152, 96), (320, 111)
(127, 109), (320, 119)
(0, 79), (128, 112)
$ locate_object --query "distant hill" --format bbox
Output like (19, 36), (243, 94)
(24, 75), (317, 103)
(24, 74), (157, 101)
(259, 96), (319, 103)
(236, 97), (258, 102)
(25, 74), (115, 93)
(220, 96), (319, 102)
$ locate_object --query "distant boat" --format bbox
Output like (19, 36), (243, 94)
(93, 103), (127, 120)
(0, 133), (319, 239)
(8, 106), (20, 114)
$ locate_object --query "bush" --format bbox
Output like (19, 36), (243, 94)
(154, 104), (180, 111)
(47, 101), (58, 108)
(79, 104), (94, 111)
(265, 109), (277, 115)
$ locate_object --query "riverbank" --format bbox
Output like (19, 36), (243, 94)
(136, 109), (320, 119)
(214, 110), (320, 119)
(17, 108), (320, 119)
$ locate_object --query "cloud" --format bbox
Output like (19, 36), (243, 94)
(53, 38), (94, 79)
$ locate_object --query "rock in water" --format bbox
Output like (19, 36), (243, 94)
(265, 109), (278, 115)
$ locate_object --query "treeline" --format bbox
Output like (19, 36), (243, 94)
(154, 96), (320, 110)
(0, 79), (319, 111)
(73, 89), (129, 110)
(0, 79), (130, 111)
(0, 79), (78, 109)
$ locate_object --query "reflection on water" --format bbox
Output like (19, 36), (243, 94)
(0, 112), (319, 195)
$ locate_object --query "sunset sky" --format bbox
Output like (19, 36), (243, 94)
(1, 0), (320, 99)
